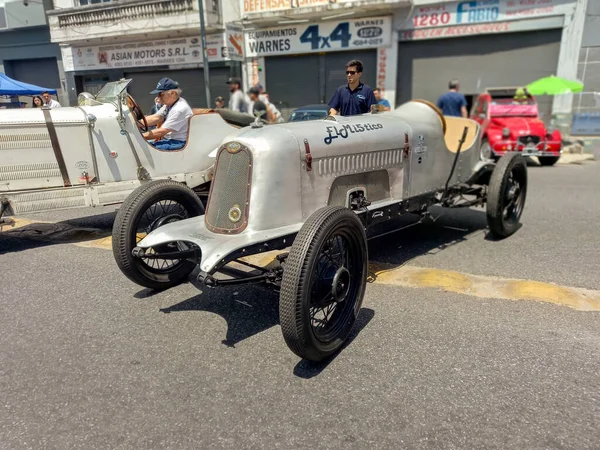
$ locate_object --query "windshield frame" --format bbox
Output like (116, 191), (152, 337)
(95, 79), (132, 103)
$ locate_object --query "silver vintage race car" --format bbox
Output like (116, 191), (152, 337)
(0, 79), (256, 226)
(112, 100), (528, 362)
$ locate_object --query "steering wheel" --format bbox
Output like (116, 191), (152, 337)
(127, 94), (148, 133)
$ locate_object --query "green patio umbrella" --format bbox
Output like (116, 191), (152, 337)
(526, 75), (584, 95)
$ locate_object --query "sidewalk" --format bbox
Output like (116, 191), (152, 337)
(557, 153), (596, 165)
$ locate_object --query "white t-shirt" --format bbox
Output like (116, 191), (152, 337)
(228, 89), (249, 113)
(259, 94), (284, 123)
(158, 97), (193, 141)
(46, 99), (61, 108)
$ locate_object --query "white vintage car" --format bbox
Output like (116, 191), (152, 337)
(0, 79), (256, 226)
(111, 99), (528, 363)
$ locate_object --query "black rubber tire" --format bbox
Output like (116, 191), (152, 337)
(538, 156), (560, 166)
(486, 153), (528, 239)
(112, 179), (205, 290)
(279, 206), (368, 362)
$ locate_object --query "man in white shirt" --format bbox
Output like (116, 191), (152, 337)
(42, 91), (61, 108)
(226, 77), (250, 114)
(139, 77), (193, 151)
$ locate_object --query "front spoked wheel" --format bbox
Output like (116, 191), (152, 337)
(279, 206), (368, 362)
(112, 180), (205, 290)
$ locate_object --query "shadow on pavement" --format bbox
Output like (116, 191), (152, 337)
(293, 308), (375, 379)
(151, 205), (489, 373)
(366, 205), (489, 275)
(0, 211), (116, 255)
(158, 283), (281, 349)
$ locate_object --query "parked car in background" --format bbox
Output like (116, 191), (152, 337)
(470, 87), (562, 166)
(288, 104), (330, 122)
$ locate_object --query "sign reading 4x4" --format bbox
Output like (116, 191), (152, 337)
(244, 16), (392, 57)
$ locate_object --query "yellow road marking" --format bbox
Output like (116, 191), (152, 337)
(369, 263), (600, 312)
(4, 219), (600, 311)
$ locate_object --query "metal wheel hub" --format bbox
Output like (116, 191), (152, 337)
(153, 213), (184, 230)
(331, 267), (350, 303)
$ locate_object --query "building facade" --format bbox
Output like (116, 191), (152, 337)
(240, 0), (588, 125)
(571, 0), (600, 135)
(0, 0), (65, 106)
(48, 0), (244, 111)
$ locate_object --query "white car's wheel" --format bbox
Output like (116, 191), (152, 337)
(112, 180), (205, 290)
(279, 206), (368, 362)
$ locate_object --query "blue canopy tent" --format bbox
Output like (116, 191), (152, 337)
(0, 73), (57, 96)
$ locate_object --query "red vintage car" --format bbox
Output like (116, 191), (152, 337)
(470, 87), (562, 166)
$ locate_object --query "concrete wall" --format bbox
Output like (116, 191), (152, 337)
(0, 26), (66, 105)
(574, 0), (600, 112)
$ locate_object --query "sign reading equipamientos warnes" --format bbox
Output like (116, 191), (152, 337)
(244, 16), (392, 57)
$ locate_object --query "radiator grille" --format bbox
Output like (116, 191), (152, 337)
(517, 135), (541, 146)
(205, 143), (252, 234)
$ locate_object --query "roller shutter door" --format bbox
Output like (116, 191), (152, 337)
(396, 29), (562, 123)
(264, 49), (377, 119)
(9, 57), (61, 91)
(264, 54), (321, 118)
(124, 67), (231, 113)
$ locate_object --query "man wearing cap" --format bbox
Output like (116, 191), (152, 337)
(226, 77), (249, 114)
(140, 77), (193, 151)
(253, 83), (284, 123)
(248, 87), (267, 119)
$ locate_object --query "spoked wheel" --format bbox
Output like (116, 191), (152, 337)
(280, 206), (368, 362)
(486, 153), (528, 238)
(112, 180), (205, 290)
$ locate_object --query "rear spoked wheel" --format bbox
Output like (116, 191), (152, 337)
(279, 206), (368, 362)
(112, 180), (205, 290)
(486, 153), (527, 238)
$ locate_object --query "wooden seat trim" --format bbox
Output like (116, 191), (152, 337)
(443, 116), (479, 153)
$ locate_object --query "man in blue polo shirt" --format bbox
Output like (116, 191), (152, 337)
(328, 59), (377, 116)
(436, 79), (468, 117)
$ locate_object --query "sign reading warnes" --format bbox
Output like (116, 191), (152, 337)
(244, 16), (392, 57)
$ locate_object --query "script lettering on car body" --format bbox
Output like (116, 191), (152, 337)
(324, 123), (384, 145)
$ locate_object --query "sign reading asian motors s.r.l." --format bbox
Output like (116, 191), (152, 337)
(244, 16), (392, 58)
(61, 34), (235, 72)
(400, 0), (574, 30)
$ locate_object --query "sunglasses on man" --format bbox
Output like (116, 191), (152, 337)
(346, 70), (357, 75)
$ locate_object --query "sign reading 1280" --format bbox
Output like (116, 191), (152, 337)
(300, 23), (351, 49)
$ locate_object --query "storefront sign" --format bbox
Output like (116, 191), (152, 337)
(241, 0), (329, 16)
(399, 14), (564, 40)
(244, 16), (392, 57)
(225, 24), (245, 61)
(62, 35), (232, 72)
(401, 0), (574, 30)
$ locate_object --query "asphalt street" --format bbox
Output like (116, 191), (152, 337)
(1, 160), (599, 449)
